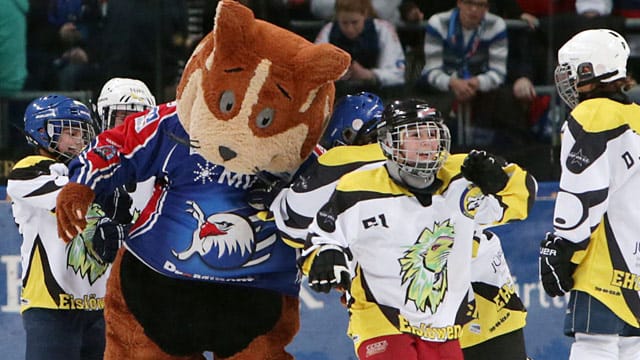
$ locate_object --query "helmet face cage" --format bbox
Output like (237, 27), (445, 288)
(47, 118), (96, 162)
(379, 120), (451, 179)
(554, 62), (578, 109)
(103, 103), (152, 131)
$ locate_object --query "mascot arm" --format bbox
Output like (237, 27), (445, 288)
(59, 106), (177, 242)
(70, 104), (177, 194)
(56, 182), (95, 243)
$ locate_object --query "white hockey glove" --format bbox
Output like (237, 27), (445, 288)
(308, 244), (351, 293)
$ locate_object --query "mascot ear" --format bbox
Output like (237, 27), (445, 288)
(212, 0), (256, 56)
(295, 44), (350, 94)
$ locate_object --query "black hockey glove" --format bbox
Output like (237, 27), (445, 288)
(98, 186), (133, 224)
(308, 245), (351, 293)
(460, 150), (509, 195)
(247, 172), (288, 211)
(539, 232), (580, 297)
(92, 218), (129, 263)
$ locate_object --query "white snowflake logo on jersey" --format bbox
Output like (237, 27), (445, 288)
(193, 162), (218, 184)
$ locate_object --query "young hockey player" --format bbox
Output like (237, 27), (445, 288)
(7, 95), (104, 359)
(252, 94), (532, 359)
(540, 28), (640, 360)
(296, 99), (536, 359)
(90, 77), (157, 263)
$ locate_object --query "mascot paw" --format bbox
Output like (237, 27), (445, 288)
(56, 182), (95, 242)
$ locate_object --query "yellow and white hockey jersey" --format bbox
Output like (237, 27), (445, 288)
(271, 143), (385, 247)
(302, 152), (535, 350)
(461, 230), (527, 348)
(7, 156), (110, 313)
(554, 97), (640, 327)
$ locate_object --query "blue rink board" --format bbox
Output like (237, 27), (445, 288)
(0, 183), (572, 359)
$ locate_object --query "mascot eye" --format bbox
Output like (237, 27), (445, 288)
(219, 91), (235, 113)
(256, 108), (274, 128)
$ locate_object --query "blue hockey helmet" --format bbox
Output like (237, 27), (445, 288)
(320, 92), (384, 149)
(24, 94), (96, 162)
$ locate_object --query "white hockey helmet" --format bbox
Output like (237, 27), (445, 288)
(96, 77), (156, 131)
(555, 29), (630, 108)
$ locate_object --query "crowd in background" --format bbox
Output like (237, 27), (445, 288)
(1, 0), (640, 181)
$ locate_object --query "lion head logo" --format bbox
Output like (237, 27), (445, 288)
(399, 220), (455, 313)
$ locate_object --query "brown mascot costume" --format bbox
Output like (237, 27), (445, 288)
(55, 1), (350, 359)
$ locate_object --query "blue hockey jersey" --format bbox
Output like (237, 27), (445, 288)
(69, 102), (300, 296)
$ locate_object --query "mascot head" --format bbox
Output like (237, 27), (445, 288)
(177, 0), (350, 175)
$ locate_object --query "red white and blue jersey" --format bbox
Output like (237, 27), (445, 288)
(68, 102), (300, 296)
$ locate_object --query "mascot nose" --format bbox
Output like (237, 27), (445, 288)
(219, 146), (237, 161)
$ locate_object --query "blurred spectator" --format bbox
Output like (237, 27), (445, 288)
(402, 0), (538, 26)
(419, 0), (514, 147)
(100, 0), (188, 103)
(398, 0), (537, 69)
(0, 0), (29, 96)
(25, 0), (103, 91)
(315, 0), (406, 98)
(311, 0), (402, 24)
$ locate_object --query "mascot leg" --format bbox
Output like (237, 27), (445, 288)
(219, 295), (300, 360)
(104, 248), (205, 360)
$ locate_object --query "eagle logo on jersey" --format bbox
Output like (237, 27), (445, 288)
(67, 204), (110, 284)
(399, 220), (455, 313)
(171, 201), (276, 269)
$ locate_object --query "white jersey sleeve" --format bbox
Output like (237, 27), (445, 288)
(7, 156), (69, 211)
